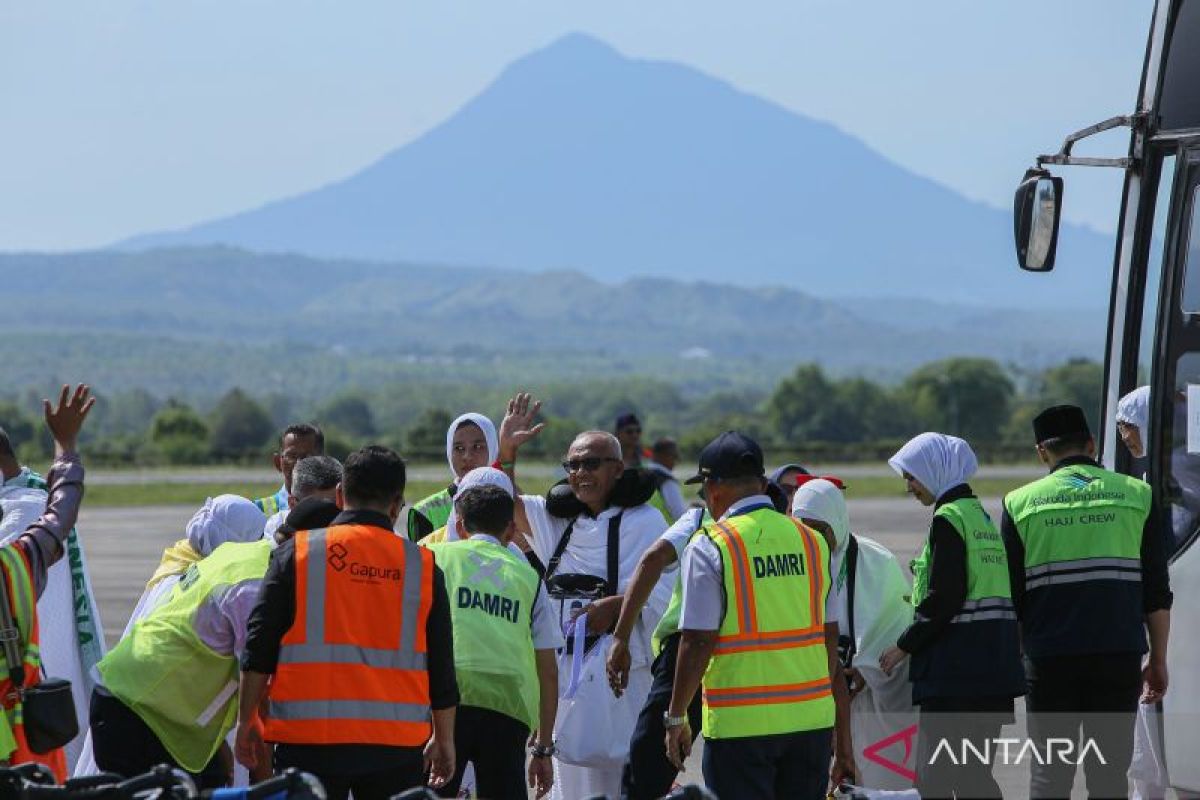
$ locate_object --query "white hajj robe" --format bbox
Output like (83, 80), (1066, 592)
(793, 479), (917, 790)
(522, 496), (670, 800)
(0, 470), (106, 773)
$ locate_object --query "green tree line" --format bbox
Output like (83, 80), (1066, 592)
(0, 357), (1104, 466)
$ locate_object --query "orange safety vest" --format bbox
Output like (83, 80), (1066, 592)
(264, 524), (435, 748)
(0, 545), (66, 781)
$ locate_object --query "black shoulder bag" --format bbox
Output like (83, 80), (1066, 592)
(837, 534), (860, 671)
(0, 564), (77, 754)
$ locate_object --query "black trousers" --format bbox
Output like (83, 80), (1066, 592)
(274, 744), (426, 800)
(915, 696), (1012, 800)
(89, 689), (228, 789)
(437, 706), (529, 800)
(1026, 653), (1142, 800)
(621, 633), (703, 800)
(702, 727), (832, 800)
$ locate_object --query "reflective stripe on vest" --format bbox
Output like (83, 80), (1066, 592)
(1023, 556), (1142, 590)
(950, 596), (1017, 624)
(700, 510), (834, 739)
(266, 526), (434, 747)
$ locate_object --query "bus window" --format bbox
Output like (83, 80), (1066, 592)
(1141, 154), (1176, 372)
(1182, 184), (1200, 314)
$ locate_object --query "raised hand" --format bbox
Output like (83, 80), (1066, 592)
(43, 384), (95, 456)
(499, 391), (546, 459)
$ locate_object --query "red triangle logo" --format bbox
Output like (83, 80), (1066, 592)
(862, 723), (918, 782)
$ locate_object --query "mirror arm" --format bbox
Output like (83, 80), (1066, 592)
(1036, 113), (1146, 169)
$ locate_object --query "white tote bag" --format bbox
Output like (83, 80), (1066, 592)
(553, 614), (642, 768)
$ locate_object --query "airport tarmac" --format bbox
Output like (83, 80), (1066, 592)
(77, 498), (1102, 798)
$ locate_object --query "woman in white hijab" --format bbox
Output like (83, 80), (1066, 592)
(1117, 386), (1150, 460)
(879, 432), (1025, 800)
(405, 412), (498, 541)
(792, 479), (916, 790)
(74, 494), (266, 779)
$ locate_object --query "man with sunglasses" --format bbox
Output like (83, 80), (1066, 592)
(616, 413), (645, 469)
(510, 429), (670, 800)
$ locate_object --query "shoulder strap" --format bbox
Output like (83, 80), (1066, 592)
(543, 519), (577, 582)
(842, 534), (860, 667)
(0, 556), (25, 691)
(606, 511), (624, 597)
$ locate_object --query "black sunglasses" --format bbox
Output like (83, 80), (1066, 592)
(562, 457), (622, 473)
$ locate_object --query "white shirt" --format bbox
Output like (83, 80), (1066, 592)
(469, 534), (565, 651)
(522, 495), (669, 666)
(679, 494), (839, 631)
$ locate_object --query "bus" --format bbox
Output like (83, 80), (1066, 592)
(1013, 0), (1200, 790)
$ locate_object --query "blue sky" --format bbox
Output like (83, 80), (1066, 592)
(0, 0), (1150, 251)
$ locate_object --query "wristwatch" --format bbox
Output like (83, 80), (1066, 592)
(662, 711), (688, 729)
(529, 742), (557, 758)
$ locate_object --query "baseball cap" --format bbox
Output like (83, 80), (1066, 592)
(684, 431), (766, 485)
(615, 413), (641, 431)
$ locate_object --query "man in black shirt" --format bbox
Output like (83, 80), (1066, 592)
(236, 446), (459, 800)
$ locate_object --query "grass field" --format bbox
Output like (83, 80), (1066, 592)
(82, 475), (1033, 507)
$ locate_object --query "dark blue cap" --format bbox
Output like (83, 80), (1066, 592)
(1033, 404), (1091, 444)
(685, 431), (765, 485)
(615, 413), (641, 431)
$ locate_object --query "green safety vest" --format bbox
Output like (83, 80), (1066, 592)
(253, 487), (286, 517)
(408, 488), (454, 541)
(97, 540), (272, 771)
(912, 498), (1015, 617)
(651, 508), (712, 655)
(1003, 462), (1151, 656)
(1004, 463), (1149, 582)
(427, 538), (541, 730)
(701, 508), (834, 740)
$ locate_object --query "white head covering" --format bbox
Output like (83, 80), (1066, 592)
(445, 467), (513, 542)
(446, 413), (499, 481)
(888, 432), (978, 500)
(186, 494), (268, 556)
(791, 478), (850, 554)
(1117, 386), (1150, 439)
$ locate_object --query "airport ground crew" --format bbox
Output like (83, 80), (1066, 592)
(664, 432), (855, 800)
(880, 432), (1025, 800)
(236, 445), (458, 800)
(428, 484), (562, 799)
(407, 413), (498, 540)
(1001, 405), (1172, 799)
(90, 537), (273, 787)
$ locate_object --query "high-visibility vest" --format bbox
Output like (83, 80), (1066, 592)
(253, 487), (287, 516)
(427, 538), (540, 730)
(908, 497), (1024, 702)
(407, 488), (453, 541)
(0, 545), (66, 781)
(98, 540), (271, 771)
(700, 508), (834, 740)
(265, 525), (435, 748)
(1004, 463), (1152, 658)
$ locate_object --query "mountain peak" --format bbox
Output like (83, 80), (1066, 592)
(116, 35), (1113, 308)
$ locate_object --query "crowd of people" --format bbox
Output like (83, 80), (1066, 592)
(0, 384), (1177, 800)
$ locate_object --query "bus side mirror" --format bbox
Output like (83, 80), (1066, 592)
(1014, 168), (1064, 272)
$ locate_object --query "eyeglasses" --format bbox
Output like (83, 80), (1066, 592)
(562, 457), (621, 474)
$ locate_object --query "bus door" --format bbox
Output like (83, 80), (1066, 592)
(1152, 142), (1200, 792)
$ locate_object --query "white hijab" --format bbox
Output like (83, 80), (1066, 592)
(791, 478), (850, 554)
(888, 432), (978, 500)
(445, 467), (514, 542)
(1117, 386), (1150, 439)
(186, 494), (268, 556)
(446, 413), (499, 481)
